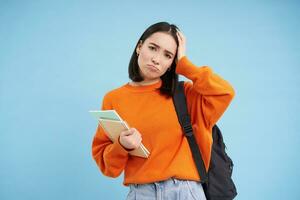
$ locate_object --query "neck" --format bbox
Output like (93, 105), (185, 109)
(129, 78), (160, 86)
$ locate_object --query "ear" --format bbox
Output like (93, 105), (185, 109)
(136, 40), (143, 55)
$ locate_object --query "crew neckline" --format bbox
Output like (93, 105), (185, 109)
(123, 79), (162, 92)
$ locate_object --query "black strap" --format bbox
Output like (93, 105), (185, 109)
(172, 81), (208, 183)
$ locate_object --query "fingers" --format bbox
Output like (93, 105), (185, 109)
(119, 127), (143, 150)
(176, 30), (185, 42)
(175, 28), (186, 61)
(122, 130), (133, 136)
(121, 128), (140, 137)
(176, 30), (182, 39)
(129, 128), (142, 143)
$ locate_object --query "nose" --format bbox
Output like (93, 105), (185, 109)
(151, 54), (159, 65)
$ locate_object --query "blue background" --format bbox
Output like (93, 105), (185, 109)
(1, 1), (299, 199)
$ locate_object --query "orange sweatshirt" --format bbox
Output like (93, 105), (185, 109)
(91, 56), (235, 186)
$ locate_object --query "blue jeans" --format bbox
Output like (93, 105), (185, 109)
(126, 177), (207, 200)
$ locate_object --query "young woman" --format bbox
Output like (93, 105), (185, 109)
(91, 22), (235, 200)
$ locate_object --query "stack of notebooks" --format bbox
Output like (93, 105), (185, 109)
(89, 110), (150, 158)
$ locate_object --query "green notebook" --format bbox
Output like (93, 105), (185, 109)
(89, 109), (150, 158)
(89, 110), (123, 121)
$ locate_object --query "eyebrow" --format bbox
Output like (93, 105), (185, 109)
(149, 42), (174, 56)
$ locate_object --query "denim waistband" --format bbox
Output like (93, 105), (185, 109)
(130, 177), (182, 188)
(127, 177), (206, 200)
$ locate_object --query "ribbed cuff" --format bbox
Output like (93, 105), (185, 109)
(109, 137), (130, 157)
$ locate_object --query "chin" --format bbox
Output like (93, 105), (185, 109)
(144, 75), (158, 80)
(141, 70), (158, 79)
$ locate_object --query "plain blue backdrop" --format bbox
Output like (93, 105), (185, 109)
(1, 0), (299, 199)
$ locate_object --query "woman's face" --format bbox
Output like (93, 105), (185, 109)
(136, 32), (177, 81)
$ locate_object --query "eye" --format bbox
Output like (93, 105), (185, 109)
(149, 46), (156, 51)
(165, 54), (172, 59)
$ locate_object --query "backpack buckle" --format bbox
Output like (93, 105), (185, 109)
(183, 125), (193, 137)
(181, 115), (194, 136)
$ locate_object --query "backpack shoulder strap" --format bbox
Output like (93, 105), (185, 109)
(172, 81), (208, 183)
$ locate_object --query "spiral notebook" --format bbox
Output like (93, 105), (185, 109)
(89, 110), (150, 158)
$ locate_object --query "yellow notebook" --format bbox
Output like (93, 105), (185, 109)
(89, 110), (150, 158)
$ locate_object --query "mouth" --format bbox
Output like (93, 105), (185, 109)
(147, 64), (159, 72)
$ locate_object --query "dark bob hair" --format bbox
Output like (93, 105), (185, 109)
(128, 22), (180, 98)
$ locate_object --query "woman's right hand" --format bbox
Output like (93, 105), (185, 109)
(175, 28), (186, 64)
(119, 127), (142, 151)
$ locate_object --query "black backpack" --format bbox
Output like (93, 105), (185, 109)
(172, 81), (237, 200)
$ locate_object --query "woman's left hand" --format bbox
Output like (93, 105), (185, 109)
(176, 29), (186, 63)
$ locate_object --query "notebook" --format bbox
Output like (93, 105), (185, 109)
(89, 110), (150, 158)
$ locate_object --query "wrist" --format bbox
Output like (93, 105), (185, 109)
(177, 54), (185, 61)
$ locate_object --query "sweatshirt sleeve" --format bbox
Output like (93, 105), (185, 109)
(175, 56), (235, 128)
(91, 93), (130, 178)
